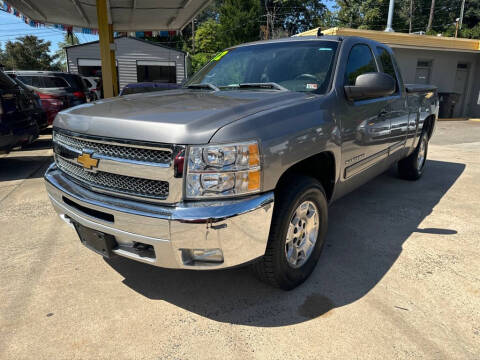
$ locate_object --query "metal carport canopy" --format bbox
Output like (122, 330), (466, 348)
(5, 0), (211, 31)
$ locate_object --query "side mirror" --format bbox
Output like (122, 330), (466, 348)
(344, 72), (396, 101)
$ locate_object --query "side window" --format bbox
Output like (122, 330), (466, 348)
(345, 44), (377, 85)
(375, 46), (398, 92)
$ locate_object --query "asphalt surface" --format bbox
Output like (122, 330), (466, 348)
(1, 121), (479, 359)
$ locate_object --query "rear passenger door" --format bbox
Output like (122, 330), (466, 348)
(374, 46), (410, 157)
(339, 43), (392, 180)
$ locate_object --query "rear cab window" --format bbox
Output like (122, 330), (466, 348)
(344, 44), (378, 86)
(375, 46), (400, 93)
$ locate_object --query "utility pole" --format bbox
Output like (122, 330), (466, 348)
(459, 0), (466, 29)
(191, 18), (195, 54)
(426, 0), (435, 32)
(409, 0), (414, 33)
(385, 0), (395, 32)
(455, 17), (460, 38)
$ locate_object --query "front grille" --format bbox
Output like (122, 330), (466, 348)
(54, 132), (172, 164)
(56, 156), (169, 199)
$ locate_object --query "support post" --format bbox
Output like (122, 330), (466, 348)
(385, 0), (395, 32)
(96, 0), (117, 98)
(108, 24), (118, 96)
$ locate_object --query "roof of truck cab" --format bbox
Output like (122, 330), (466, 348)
(296, 27), (480, 53)
(229, 35), (343, 49)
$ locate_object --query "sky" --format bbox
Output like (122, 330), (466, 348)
(0, 10), (99, 54)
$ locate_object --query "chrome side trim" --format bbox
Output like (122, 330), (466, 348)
(345, 149), (388, 179)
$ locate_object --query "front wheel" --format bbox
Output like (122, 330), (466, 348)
(252, 176), (328, 290)
(398, 131), (429, 180)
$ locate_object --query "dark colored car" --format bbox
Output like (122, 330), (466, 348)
(119, 82), (180, 96)
(6, 71), (88, 125)
(0, 70), (39, 154)
(10, 77), (48, 130)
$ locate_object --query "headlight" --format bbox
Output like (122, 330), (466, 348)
(186, 141), (261, 199)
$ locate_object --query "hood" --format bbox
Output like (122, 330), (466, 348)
(54, 89), (307, 144)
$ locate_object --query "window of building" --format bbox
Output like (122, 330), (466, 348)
(136, 61), (176, 83)
(415, 59), (432, 85)
(345, 44), (377, 86)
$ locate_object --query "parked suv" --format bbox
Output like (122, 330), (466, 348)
(0, 70), (39, 154)
(6, 71), (88, 125)
(82, 76), (101, 100)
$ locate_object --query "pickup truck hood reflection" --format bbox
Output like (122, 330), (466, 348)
(54, 89), (307, 144)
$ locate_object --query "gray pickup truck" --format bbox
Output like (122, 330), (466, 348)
(45, 35), (438, 289)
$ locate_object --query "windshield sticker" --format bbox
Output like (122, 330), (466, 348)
(306, 84), (318, 90)
(213, 51), (229, 61)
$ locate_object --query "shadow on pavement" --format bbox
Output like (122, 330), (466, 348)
(105, 159), (465, 327)
(0, 155), (53, 181)
(20, 137), (52, 151)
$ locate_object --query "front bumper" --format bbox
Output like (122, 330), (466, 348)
(44, 164), (274, 269)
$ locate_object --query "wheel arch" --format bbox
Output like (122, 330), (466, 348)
(275, 151), (336, 202)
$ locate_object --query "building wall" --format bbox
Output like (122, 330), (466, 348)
(469, 56), (480, 117)
(66, 37), (186, 90)
(392, 48), (479, 117)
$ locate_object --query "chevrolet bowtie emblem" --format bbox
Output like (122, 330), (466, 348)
(77, 153), (99, 170)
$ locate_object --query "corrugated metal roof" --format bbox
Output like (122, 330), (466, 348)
(297, 27), (480, 52)
(5, 0), (211, 31)
(65, 36), (186, 55)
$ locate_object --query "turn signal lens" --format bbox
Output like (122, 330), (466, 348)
(248, 170), (260, 191)
(248, 144), (260, 167)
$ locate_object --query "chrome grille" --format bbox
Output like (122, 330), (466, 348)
(54, 131), (172, 164)
(56, 156), (169, 199)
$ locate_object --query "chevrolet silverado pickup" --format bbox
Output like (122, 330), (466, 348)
(45, 35), (438, 289)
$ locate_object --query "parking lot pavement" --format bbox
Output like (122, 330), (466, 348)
(1, 122), (479, 359)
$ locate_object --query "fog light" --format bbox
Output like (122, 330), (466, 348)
(182, 248), (224, 264)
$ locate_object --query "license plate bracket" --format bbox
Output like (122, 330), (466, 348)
(73, 222), (118, 258)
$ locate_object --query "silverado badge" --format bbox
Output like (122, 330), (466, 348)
(77, 152), (99, 170)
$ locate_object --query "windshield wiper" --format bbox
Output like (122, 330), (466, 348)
(186, 83), (220, 91)
(238, 82), (288, 91)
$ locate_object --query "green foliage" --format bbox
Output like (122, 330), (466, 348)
(190, 52), (214, 73)
(335, 0), (480, 38)
(56, 33), (80, 71)
(218, 0), (261, 47)
(2, 36), (60, 71)
(195, 19), (224, 53)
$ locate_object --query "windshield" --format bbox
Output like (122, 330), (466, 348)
(186, 40), (338, 93)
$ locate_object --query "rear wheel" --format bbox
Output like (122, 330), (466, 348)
(398, 130), (429, 180)
(252, 176), (328, 290)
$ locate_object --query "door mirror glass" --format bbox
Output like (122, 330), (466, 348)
(344, 72), (396, 101)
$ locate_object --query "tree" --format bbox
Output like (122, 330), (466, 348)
(263, 0), (330, 38)
(56, 33), (80, 71)
(334, 0), (478, 37)
(190, 19), (224, 73)
(218, 0), (261, 47)
(2, 36), (61, 70)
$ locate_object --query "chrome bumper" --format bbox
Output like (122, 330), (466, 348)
(44, 164), (274, 269)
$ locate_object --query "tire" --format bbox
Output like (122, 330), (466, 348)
(252, 175), (328, 290)
(398, 130), (429, 181)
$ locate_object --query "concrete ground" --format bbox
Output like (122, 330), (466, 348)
(1, 122), (479, 359)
